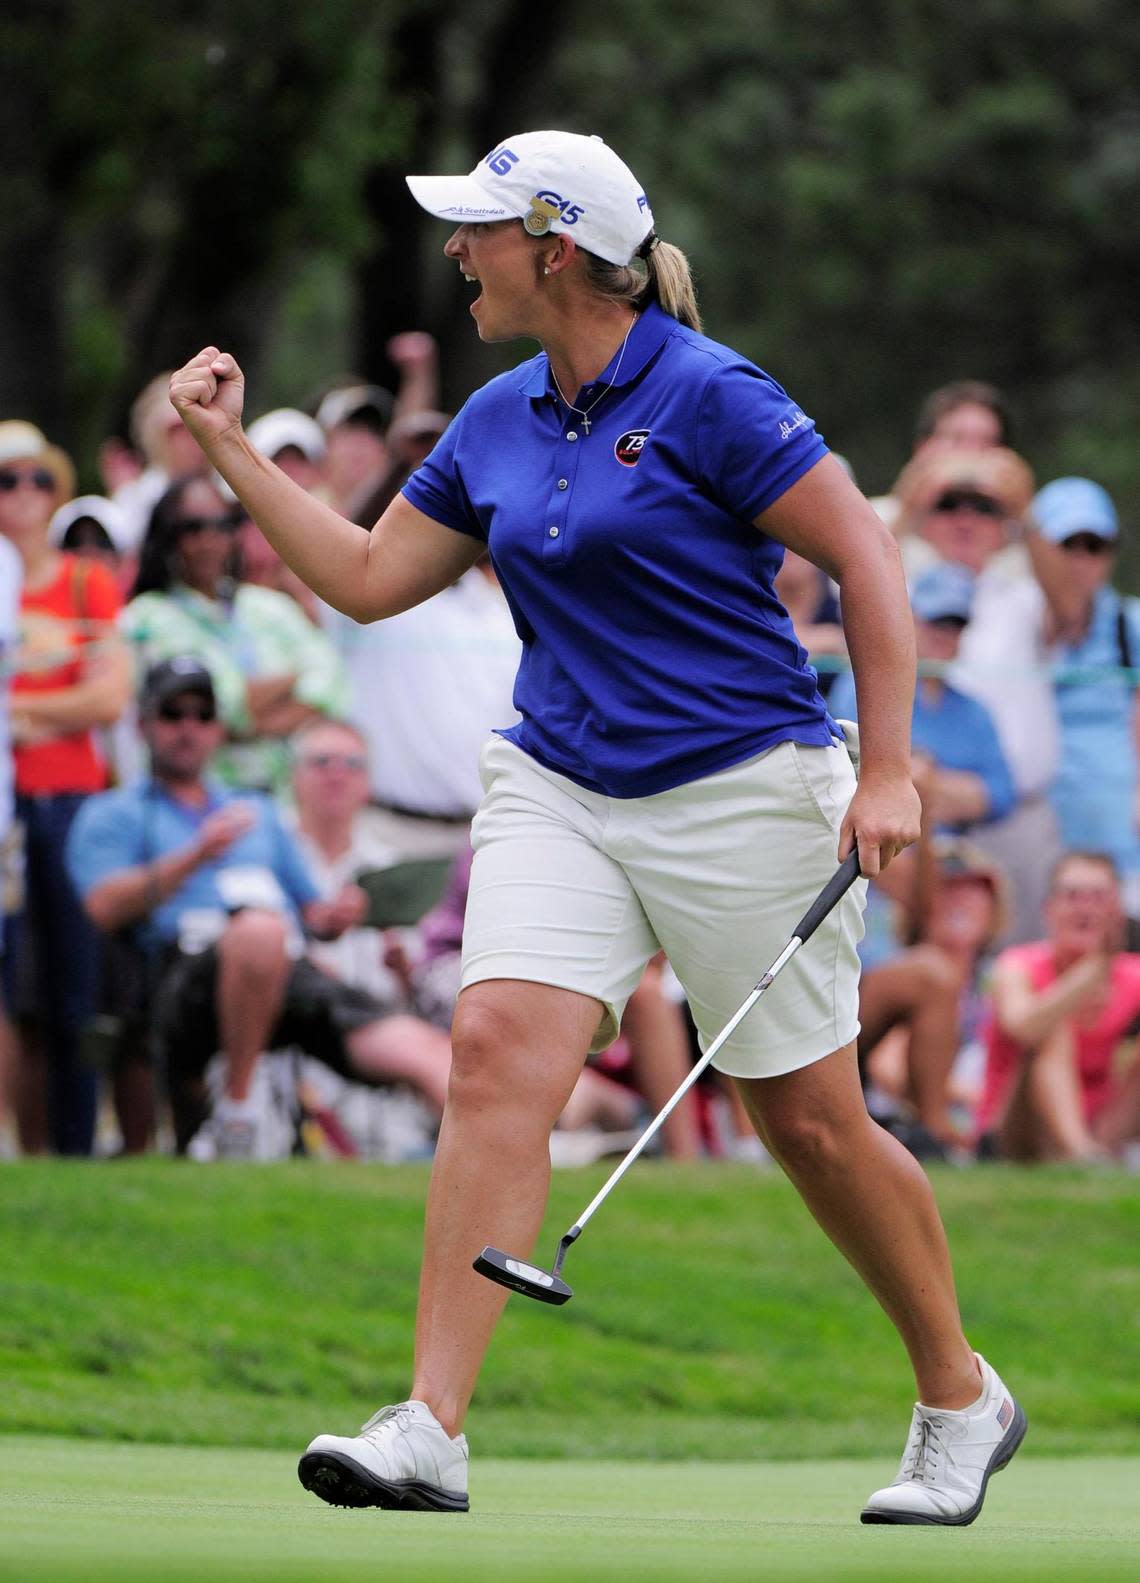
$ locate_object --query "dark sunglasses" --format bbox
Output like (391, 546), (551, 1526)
(1060, 532), (1113, 555)
(932, 491), (1003, 518)
(926, 615), (969, 634)
(155, 701), (217, 724)
(0, 467), (55, 493)
(174, 513), (241, 537)
(299, 752), (368, 772)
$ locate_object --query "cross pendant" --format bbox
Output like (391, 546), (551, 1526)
(581, 414), (591, 435)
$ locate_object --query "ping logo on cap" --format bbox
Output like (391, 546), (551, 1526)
(615, 429), (651, 467)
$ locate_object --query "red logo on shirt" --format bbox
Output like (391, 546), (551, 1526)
(615, 429), (651, 467)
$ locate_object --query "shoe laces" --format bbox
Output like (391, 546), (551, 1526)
(359, 1403), (415, 1446)
(899, 1412), (950, 1485)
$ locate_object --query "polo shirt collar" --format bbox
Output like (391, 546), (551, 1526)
(516, 302), (676, 398)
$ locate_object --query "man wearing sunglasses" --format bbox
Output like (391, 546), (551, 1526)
(65, 657), (451, 1157)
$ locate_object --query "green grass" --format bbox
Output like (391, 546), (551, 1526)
(1, 1160), (1137, 1459)
(2, 1438), (1137, 1582)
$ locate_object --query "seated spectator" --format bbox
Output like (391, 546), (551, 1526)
(1024, 479), (1140, 918)
(65, 659), (453, 1158)
(315, 383), (394, 519)
(829, 563), (1015, 835)
(891, 446), (1062, 941)
(122, 475), (348, 792)
(977, 851), (1140, 1161)
(238, 411), (330, 622)
(0, 522), (21, 1151)
(0, 420), (130, 1156)
(859, 820), (1008, 1153)
(773, 548), (845, 700)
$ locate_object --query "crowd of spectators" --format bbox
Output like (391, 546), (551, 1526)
(1, 363), (1138, 1168)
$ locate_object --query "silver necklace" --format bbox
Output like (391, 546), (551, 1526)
(548, 314), (638, 435)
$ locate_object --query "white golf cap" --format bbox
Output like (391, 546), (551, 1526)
(48, 494), (133, 554)
(406, 131), (654, 267)
(246, 408), (327, 463)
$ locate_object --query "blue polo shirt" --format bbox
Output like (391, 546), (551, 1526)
(403, 302), (837, 797)
(65, 779), (319, 952)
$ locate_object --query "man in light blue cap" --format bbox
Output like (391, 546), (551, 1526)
(1030, 477), (1140, 914)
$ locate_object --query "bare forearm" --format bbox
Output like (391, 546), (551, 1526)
(998, 962), (1105, 1048)
(205, 427), (375, 617)
(15, 674), (127, 731)
(85, 845), (203, 932)
(928, 769), (990, 826)
(835, 536), (915, 778)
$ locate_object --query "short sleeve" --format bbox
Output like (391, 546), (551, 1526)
(696, 363), (828, 522)
(401, 410), (486, 541)
(65, 792), (142, 899)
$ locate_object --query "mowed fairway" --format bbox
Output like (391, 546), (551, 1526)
(2, 1438), (1136, 1583)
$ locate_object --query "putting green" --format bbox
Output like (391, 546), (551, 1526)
(2, 1438), (1136, 1582)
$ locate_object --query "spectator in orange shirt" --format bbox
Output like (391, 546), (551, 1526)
(0, 421), (131, 1154)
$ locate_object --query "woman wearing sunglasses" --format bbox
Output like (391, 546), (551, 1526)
(0, 421), (131, 1155)
(121, 474), (348, 793)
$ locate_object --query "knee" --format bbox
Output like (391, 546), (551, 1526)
(218, 909), (289, 975)
(907, 945), (962, 1002)
(761, 1108), (851, 1177)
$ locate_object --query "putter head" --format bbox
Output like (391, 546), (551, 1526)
(473, 1246), (573, 1305)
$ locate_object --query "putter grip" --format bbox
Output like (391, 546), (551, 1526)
(790, 851), (861, 944)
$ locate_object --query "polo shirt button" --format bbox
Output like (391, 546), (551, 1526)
(557, 479), (568, 490)
(548, 526), (559, 538)
(567, 430), (578, 441)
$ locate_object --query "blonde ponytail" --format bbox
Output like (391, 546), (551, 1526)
(581, 235), (702, 332)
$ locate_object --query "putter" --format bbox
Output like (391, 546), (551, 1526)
(474, 849), (862, 1305)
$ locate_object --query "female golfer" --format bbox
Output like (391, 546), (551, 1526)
(170, 131), (1023, 1525)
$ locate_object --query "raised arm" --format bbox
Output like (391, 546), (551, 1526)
(758, 454), (921, 876)
(169, 349), (482, 622)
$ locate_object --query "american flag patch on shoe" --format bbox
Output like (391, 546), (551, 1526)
(997, 1398), (1014, 1430)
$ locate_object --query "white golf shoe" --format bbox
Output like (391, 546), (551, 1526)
(298, 1400), (469, 1512)
(861, 1354), (1026, 1525)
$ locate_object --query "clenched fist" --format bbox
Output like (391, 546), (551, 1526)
(169, 347), (246, 450)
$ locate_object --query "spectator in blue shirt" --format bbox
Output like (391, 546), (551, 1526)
(830, 563), (1016, 835)
(1027, 479), (1140, 915)
(66, 657), (451, 1156)
(170, 130), (1011, 1528)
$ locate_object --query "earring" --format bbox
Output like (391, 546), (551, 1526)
(544, 266), (551, 275)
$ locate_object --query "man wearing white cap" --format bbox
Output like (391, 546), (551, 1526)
(171, 129), (1022, 1529)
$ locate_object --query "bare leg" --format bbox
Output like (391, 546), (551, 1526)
(858, 946), (963, 1144)
(13, 1025), (49, 1154)
(410, 980), (602, 1437)
(556, 1065), (640, 1132)
(998, 1024), (1101, 1161)
(215, 911), (292, 1102)
(736, 1045), (980, 1409)
(112, 1059), (155, 1155)
(1094, 1047), (1140, 1154)
(621, 960), (701, 1159)
(346, 1014), (452, 1113)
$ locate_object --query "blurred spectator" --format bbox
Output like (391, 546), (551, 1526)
(49, 494), (134, 593)
(122, 475), (348, 792)
(871, 380), (1012, 529)
(321, 557), (520, 854)
(112, 372), (207, 551)
(0, 421), (130, 1155)
(773, 547), (845, 700)
(316, 383), (394, 519)
(1025, 478), (1140, 918)
(829, 563), (1015, 833)
(859, 816), (1008, 1153)
(893, 446), (1061, 942)
(65, 659), (452, 1159)
(0, 527), (21, 1149)
(978, 851), (1140, 1161)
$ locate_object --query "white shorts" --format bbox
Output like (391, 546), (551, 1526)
(460, 735), (867, 1080)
